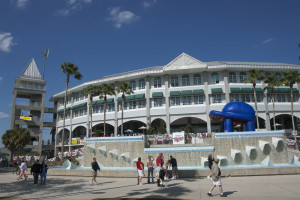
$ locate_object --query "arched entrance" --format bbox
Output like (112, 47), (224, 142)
(171, 117), (207, 133)
(73, 126), (87, 139)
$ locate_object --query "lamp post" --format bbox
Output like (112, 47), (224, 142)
(42, 49), (50, 80)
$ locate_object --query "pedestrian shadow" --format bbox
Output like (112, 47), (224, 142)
(224, 191), (237, 196)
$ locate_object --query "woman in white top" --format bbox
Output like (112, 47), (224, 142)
(17, 159), (27, 181)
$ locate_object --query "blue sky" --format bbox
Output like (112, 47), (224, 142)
(1, 0), (300, 147)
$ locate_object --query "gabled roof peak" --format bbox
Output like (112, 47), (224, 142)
(163, 53), (207, 71)
(21, 58), (42, 80)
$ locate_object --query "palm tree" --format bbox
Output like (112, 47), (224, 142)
(244, 69), (264, 130)
(99, 83), (115, 136)
(83, 85), (100, 137)
(2, 128), (31, 161)
(116, 82), (134, 136)
(281, 71), (300, 133)
(61, 62), (82, 155)
(264, 75), (281, 130)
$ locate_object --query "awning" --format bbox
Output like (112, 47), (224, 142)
(193, 89), (204, 94)
(230, 88), (242, 93)
(92, 100), (104, 105)
(170, 91), (181, 96)
(117, 97), (123, 102)
(241, 88), (253, 93)
(71, 102), (87, 110)
(106, 98), (114, 103)
(211, 88), (223, 94)
(126, 95), (135, 100)
(181, 90), (193, 95)
(57, 107), (71, 113)
(135, 93), (145, 99)
(152, 92), (163, 97)
(255, 88), (263, 93)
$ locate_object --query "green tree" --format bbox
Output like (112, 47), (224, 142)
(157, 125), (166, 135)
(264, 75), (282, 130)
(2, 128), (31, 161)
(146, 126), (155, 135)
(116, 82), (134, 136)
(99, 83), (115, 136)
(61, 62), (82, 154)
(244, 69), (264, 130)
(184, 124), (193, 134)
(281, 71), (300, 133)
(83, 85), (100, 137)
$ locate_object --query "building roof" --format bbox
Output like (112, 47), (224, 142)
(50, 53), (300, 101)
(21, 58), (42, 80)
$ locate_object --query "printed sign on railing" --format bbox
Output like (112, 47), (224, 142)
(173, 131), (185, 145)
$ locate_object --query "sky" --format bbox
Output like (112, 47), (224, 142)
(1, 0), (300, 148)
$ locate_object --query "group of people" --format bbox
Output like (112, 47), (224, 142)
(90, 153), (226, 197)
(16, 159), (48, 186)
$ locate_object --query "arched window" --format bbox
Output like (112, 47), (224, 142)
(211, 72), (219, 84)
(275, 72), (281, 79)
(265, 72), (271, 79)
(154, 77), (161, 88)
(171, 76), (179, 87)
(239, 72), (247, 83)
(229, 72), (237, 83)
(130, 80), (136, 91)
(139, 79), (145, 89)
(193, 74), (201, 85)
(182, 74), (190, 86)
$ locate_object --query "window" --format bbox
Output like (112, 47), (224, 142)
(99, 105), (104, 113)
(139, 79), (145, 89)
(93, 105), (99, 113)
(275, 73), (281, 79)
(130, 80), (136, 91)
(170, 97), (180, 106)
(154, 77), (161, 88)
(211, 73), (219, 84)
(154, 98), (163, 107)
(241, 94), (250, 102)
(74, 91), (85, 102)
(265, 72), (271, 79)
(229, 72), (237, 83)
(251, 94), (261, 102)
(267, 94), (272, 103)
(128, 100), (136, 110)
(230, 94), (240, 102)
(171, 76), (179, 87)
(194, 95), (204, 104)
(183, 96), (192, 105)
(107, 103), (115, 112)
(138, 99), (146, 108)
(193, 74), (201, 85)
(182, 75), (190, 86)
(287, 94), (298, 102)
(73, 108), (87, 117)
(212, 94), (222, 103)
(240, 72), (247, 83)
(277, 94), (285, 102)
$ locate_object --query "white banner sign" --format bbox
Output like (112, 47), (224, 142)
(173, 131), (185, 145)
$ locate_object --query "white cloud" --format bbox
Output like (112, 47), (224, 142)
(143, 0), (157, 8)
(0, 112), (9, 119)
(0, 32), (16, 53)
(0, 77), (3, 81)
(56, 0), (93, 16)
(107, 7), (139, 28)
(262, 38), (274, 45)
(13, 0), (29, 9)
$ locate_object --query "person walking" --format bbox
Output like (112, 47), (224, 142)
(207, 154), (214, 179)
(155, 153), (165, 187)
(17, 159), (27, 181)
(136, 157), (145, 185)
(207, 158), (227, 197)
(146, 156), (154, 184)
(91, 158), (100, 184)
(40, 160), (48, 185)
(31, 159), (41, 186)
(169, 155), (178, 179)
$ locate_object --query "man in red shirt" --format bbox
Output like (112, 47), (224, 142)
(136, 157), (144, 185)
(155, 153), (165, 187)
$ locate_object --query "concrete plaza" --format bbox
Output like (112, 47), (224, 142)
(1, 168), (300, 200)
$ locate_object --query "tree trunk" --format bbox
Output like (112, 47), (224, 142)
(104, 96), (107, 136)
(121, 94), (124, 136)
(61, 76), (69, 159)
(253, 84), (260, 130)
(89, 95), (93, 137)
(272, 91), (276, 131)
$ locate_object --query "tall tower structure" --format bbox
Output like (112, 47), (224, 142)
(10, 59), (55, 155)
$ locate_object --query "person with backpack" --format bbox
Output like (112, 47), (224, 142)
(91, 158), (100, 184)
(207, 158), (227, 197)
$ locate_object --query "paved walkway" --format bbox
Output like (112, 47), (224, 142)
(1, 168), (300, 200)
